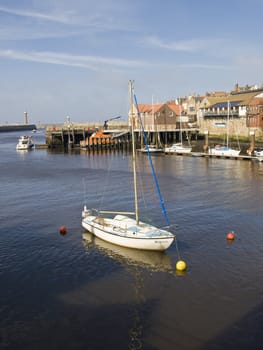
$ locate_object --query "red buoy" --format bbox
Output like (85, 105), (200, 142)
(59, 226), (67, 235)
(226, 231), (235, 240)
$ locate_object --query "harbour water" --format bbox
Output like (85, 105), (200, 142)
(0, 131), (262, 350)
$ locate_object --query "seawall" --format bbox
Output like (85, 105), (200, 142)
(0, 124), (36, 132)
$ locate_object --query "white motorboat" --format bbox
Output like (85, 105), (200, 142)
(16, 135), (34, 150)
(82, 81), (175, 251)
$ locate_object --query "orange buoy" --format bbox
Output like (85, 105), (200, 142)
(226, 231), (235, 240)
(59, 226), (67, 235)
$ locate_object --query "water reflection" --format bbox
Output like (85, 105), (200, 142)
(82, 232), (174, 273)
(82, 233), (175, 349)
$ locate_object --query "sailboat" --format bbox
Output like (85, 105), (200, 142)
(81, 81), (175, 251)
(164, 107), (192, 154)
(139, 98), (164, 154)
(209, 101), (241, 157)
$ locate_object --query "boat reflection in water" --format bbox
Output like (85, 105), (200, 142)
(82, 232), (175, 349)
(82, 232), (174, 273)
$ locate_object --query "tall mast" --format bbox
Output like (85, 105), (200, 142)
(227, 100), (230, 148)
(129, 80), (139, 224)
(179, 104), (183, 144)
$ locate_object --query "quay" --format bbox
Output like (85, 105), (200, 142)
(44, 118), (199, 150)
(41, 123), (263, 163)
(45, 121), (131, 150)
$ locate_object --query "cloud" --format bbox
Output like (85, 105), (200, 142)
(143, 36), (225, 52)
(0, 4), (137, 31)
(0, 49), (144, 71)
(0, 5), (77, 24)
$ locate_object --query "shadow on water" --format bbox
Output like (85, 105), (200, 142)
(201, 302), (263, 350)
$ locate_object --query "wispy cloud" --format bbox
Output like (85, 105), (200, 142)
(0, 49), (143, 71)
(0, 6), (77, 24)
(143, 36), (225, 52)
(0, 4), (137, 31)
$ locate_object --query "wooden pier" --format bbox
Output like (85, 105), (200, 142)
(45, 122), (131, 150)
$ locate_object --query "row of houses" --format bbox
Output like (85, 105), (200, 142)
(131, 83), (263, 138)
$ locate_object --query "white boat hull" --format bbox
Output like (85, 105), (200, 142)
(209, 147), (240, 157)
(82, 212), (175, 251)
(165, 143), (192, 154)
(139, 147), (164, 153)
(254, 150), (263, 157)
(16, 144), (34, 150)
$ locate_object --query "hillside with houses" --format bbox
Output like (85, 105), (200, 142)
(133, 83), (263, 140)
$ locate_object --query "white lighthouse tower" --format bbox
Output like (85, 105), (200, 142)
(24, 111), (28, 125)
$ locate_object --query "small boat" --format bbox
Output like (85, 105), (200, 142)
(82, 81), (175, 251)
(139, 145), (164, 153)
(16, 135), (34, 150)
(254, 148), (263, 162)
(209, 145), (240, 157)
(254, 148), (263, 157)
(209, 101), (240, 157)
(165, 107), (192, 154)
(165, 143), (192, 154)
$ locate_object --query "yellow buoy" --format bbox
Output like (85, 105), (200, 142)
(176, 260), (187, 271)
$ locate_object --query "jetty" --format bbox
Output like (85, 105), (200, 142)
(45, 120), (131, 150)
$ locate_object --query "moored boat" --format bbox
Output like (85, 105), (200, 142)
(16, 135), (34, 150)
(209, 145), (240, 157)
(81, 81), (175, 251)
(209, 101), (240, 157)
(139, 145), (164, 153)
(165, 143), (192, 154)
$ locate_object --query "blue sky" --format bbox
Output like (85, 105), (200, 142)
(0, 0), (263, 124)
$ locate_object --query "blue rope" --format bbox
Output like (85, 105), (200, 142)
(134, 94), (170, 227)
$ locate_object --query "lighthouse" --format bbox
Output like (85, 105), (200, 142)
(24, 112), (28, 125)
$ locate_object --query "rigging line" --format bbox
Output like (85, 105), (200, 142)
(82, 177), (87, 207)
(98, 154), (114, 211)
(231, 110), (241, 150)
(136, 157), (148, 214)
(134, 94), (170, 227)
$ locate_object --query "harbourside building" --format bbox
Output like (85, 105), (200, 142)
(45, 83), (263, 148)
(196, 84), (263, 138)
(131, 100), (199, 145)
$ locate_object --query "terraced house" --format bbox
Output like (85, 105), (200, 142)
(197, 84), (263, 138)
